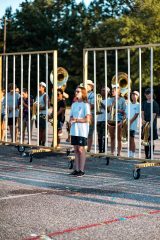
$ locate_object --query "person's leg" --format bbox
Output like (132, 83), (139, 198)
(41, 129), (46, 146)
(22, 119), (27, 143)
(148, 141), (155, 159)
(74, 145), (80, 171)
(1, 118), (5, 141)
(118, 124), (122, 156)
(130, 136), (135, 157)
(144, 146), (150, 159)
(108, 125), (115, 155)
(97, 122), (102, 153)
(87, 132), (93, 152)
(87, 118), (94, 152)
(78, 146), (86, 172)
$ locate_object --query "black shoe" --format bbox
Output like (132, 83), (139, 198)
(76, 170), (85, 177)
(69, 170), (79, 176)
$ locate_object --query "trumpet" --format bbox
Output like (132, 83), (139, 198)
(66, 121), (71, 142)
(141, 121), (150, 146)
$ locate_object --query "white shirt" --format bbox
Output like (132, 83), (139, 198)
(70, 101), (90, 138)
(125, 102), (140, 131)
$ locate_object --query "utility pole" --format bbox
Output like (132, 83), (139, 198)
(0, 17), (11, 88)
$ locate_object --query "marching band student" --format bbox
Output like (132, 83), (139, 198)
(69, 86), (90, 177)
(125, 91), (140, 157)
(86, 80), (94, 152)
(35, 82), (50, 146)
(1, 89), (5, 141)
(142, 88), (159, 159)
(97, 87), (111, 153)
(18, 88), (33, 143)
(4, 83), (20, 142)
(57, 89), (66, 148)
(108, 84), (126, 156)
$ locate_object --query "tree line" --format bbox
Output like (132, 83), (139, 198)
(0, 0), (160, 101)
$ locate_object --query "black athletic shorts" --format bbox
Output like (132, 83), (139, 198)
(71, 136), (87, 146)
(8, 117), (18, 126)
(130, 130), (136, 137)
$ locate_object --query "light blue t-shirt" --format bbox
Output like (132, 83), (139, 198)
(125, 102), (140, 131)
(70, 101), (90, 138)
(109, 97), (126, 121)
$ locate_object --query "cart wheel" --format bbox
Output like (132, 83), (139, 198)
(18, 146), (25, 153)
(30, 155), (33, 163)
(133, 168), (141, 180)
(106, 157), (110, 165)
(68, 160), (74, 169)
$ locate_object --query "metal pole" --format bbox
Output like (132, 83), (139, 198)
(52, 51), (58, 149)
(93, 51), (97, 153)
(83, 49), (88, 88)
(0, 57), (2, 140)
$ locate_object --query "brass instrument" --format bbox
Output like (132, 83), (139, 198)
(111, 72), (131, 97)
(50, 67), (69, 99)
(108, 104), (116, 125)
(66, 121), (71, 142)
(32, 102), (37, 120)
(122, 118), (128, 143)
(96, 94), (103, 114)
(141, 121), (150, 146)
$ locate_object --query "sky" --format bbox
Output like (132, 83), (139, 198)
(0, 0), (92, 18)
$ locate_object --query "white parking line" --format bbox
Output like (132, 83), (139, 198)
(0, 192), (47, 201)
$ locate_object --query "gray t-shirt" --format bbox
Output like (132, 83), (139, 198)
(109, 97), (126, 121)
(4, 92), (20, 118)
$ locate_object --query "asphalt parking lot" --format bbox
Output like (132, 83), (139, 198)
(0, 144), (160, 240)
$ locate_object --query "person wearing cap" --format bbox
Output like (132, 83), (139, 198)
(4, 83), (20, 142)
(142, 87), (159, 159)
(97, 87), (111, 153)
(125, 91), (140, 157)
(18, 88), (34, 143)
(35, 82), (50, 146)
(107, 84), (126, 156)
(57, 88), (66, 148)
(86, 80), (95, 152)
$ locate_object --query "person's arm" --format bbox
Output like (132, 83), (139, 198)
(57, 107), (65, 116)
(130, 113), (139, 125)
(73, 114), (90, 123)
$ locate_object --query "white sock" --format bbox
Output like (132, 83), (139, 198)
(132, 151), (135, 157)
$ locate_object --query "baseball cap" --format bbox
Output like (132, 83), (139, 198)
(39, 82), (46, 88)
(112, 83), (119, 88)
(79, 80), (94, 87)
(145, 88), (153, 95)
(87, 79), (94, 86)
(132, 90), (139, 97)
